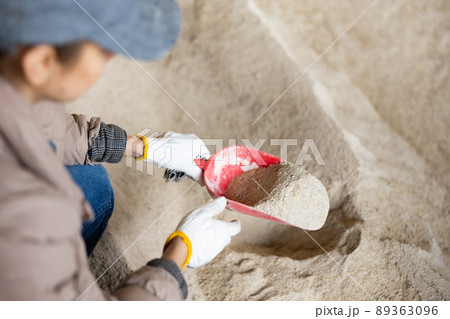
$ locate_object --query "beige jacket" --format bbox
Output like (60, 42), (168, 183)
(0, 77), (186, 300)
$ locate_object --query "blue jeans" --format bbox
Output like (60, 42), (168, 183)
(66, 165), (114, 256)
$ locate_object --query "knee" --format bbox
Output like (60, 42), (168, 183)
(67, 164), (115, 220)
(92, 165), (115, 219)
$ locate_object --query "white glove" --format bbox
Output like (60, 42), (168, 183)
(175, 197), (241, 268)
(143, 131), (210, 183)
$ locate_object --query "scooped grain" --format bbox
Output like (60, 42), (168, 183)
(225, 162), (330, 230)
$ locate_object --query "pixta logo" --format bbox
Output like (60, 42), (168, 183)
(126, 130), (325, 177)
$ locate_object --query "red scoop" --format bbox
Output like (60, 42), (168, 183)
(195, 145), (293, 226)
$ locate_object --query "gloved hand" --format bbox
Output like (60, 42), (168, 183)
(165, 197), (241, 269)
(139, 131), (210, 184)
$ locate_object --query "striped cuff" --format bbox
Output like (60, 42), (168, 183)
(89, 122), (127, 163)
(147, 258), (188, 299)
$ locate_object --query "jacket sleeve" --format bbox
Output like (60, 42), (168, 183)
(63, 114), (127, 165)
(114, 260), (187, 300)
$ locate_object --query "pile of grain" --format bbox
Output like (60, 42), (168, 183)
(70, 0), (450, 301)
(225, 162), (329, 230)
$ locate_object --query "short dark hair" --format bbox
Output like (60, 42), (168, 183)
(0, 41), (85, 78)
(0, 41), (84, 65)
(53, 41), (85, 64)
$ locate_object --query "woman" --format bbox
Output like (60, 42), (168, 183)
(0, 0), (240, 300)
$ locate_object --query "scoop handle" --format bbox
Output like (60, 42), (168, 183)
(194, 158), (208, 170)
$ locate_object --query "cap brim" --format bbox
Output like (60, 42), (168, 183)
(91, 0), (182, 60)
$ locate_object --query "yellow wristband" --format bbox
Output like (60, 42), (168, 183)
(135, 134), (149, 161)
(163, 231), (192, 270)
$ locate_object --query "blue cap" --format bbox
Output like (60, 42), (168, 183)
(0, 0), (182, 60)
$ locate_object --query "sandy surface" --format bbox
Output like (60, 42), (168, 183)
(68, 0), (450, 300)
